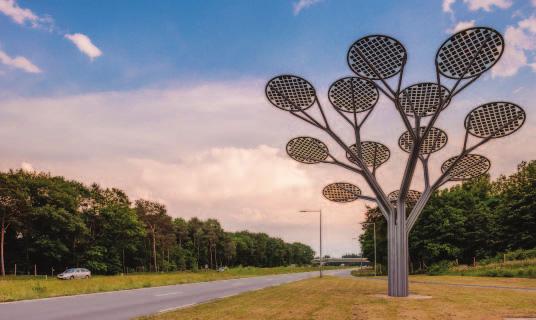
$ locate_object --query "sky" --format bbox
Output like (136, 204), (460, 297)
(0, 0), (535, 257)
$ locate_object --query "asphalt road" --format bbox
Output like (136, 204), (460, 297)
(0, 269), (351, 320)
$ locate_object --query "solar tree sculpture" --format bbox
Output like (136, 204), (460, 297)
(264, 27), (526, 297)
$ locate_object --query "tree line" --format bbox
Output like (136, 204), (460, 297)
(360, 160), (536, 271)
(0, 170), (314, 275)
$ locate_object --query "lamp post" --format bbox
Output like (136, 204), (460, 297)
(360, 222), (377, 276)
(299, 209), (322, 278)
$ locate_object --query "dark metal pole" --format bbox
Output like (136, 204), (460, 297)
(320, 209), (323, 278)
(300, 209), (323, 278)
(373, 223), (377, 276)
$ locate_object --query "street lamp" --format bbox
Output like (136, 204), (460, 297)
(360, 222), (377, 276)
(299, 209), (323, 278)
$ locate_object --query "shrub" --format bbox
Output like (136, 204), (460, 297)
(427, 261), (452, 275)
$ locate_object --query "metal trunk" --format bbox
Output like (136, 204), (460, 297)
(387, 205), (409, 297)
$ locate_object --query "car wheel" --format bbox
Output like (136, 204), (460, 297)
(70, 276), (74, 280)
(85, 275), (90, 279)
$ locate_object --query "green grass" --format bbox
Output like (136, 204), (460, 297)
(0, 266), (339, 302)
(141, 275), (536, 320)
(440, 258), (536, 278)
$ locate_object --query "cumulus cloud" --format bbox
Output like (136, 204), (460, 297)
(519, 15), (536, 33)
(293, 0), (321, 15)
(462, 0), (512, 11)
(21, 162), (34, 172)
(0, 0), (53, 30)
(0, 49), (41, 73)
(64, 33), (102, 60)
(0, 0), (37, 25)
(443, 0), (456, 13)
(128, 145), (312, 203)
(0, 78), (533, 256)
(446, 20), (475, 33)
(493, 16), (536, 78)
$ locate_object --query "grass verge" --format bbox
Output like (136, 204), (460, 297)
(141, 275), (536, 320)
(445, 258), (536, 278)
(0, 266), (337, 302)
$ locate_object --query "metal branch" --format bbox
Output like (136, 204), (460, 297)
(283, 91), (392, 212)
(289, 111), (322, 128)
(315, 95), (331, 129)
(298, 109), (325, 129)
(337, 184), (385, 218)
(421, 34), (492, 135)
(332, 106), (358, 128)
(323, 128), (392, 211)
(432, 112), (525, 190)
(349, 79), (363, 159)
(358, 107), (374, 127)
(337, 184), (377, 203)
(406, 187), (432, 233)
(352, 47), (415, 140)
(403, 40), (492, 210)
(420, 156), (430, 189)
(330, 157), (364, 175)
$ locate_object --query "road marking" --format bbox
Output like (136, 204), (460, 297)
(231, 282), (244, 287)
(158, 303), (195, 313)
(155, 291), (183, 297)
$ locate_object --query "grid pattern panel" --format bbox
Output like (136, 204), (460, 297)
(465, 102), (525, 138)
(328, 77), (379, 113)
(441, 154), (491, 181)
(399, 83), (450, 117)
(437, 27), (504, 79)
(388, 190), (422, 205)
(266, 75), (316, 111)
(346, 141), (390, 168)
(323, 182), (361, 203)
(286, 137), (329, 164)
(348, 35), (406, 80)
(398, 127), (448, 155)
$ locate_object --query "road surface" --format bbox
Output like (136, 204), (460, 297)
(0, 269), (351, 320)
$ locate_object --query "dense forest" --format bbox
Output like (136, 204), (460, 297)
(0, 170), (314, 275)
(359, 160), (536, 271)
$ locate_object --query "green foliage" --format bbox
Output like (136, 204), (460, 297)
(359, 160), (536, 273)
(427, 261), (453, 276)
(0, 169), (314, 275)
(504, 248), (536, 261)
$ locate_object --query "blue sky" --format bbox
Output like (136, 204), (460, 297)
(2, 0), (535, 95)
(1, 0), (535, 256)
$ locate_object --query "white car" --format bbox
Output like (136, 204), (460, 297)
(57, 268), (91, 280)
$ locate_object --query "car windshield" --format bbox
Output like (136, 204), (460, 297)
(64, 268), (76, 273)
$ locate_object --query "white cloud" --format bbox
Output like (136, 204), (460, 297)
(443, 0), (456, 13)
(462, 0), (512, 11)
(493, 17), (536, 77)
(64, 33), (102, 60)
(293, 0), (321, 15)
(519, 16), (536, 33)
(0, 0), (37, 25)
(0, 79), (533, 256)
(0, 0), (53, 30)
(0, 49), (41, 73)
(129, 145), (312, 203)
(21, 162), (34, 172)
(446, 20), (475, 33)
